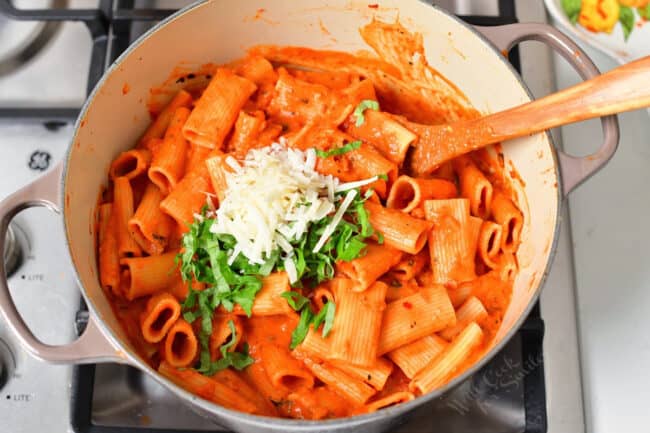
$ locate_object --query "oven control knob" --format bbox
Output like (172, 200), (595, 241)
(0, 339), (14, 390)
(3, 223), (23, 277)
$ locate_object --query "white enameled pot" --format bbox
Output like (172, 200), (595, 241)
(0, 1), (619, 432)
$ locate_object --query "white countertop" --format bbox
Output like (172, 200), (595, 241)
(554, 43), (650, 433)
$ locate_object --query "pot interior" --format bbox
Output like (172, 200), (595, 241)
(63, 0), (559, 423)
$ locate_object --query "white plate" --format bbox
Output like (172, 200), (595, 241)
(544, 0), (650, 63)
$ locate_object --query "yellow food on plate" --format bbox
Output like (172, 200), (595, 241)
(579, 0), (620, 33)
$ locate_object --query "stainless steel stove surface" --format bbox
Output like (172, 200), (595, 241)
(0, 1), (584, 433)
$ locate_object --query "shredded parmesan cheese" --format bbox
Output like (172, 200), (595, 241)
(209, 144), (339, 270)
(336, 176), (378, 192)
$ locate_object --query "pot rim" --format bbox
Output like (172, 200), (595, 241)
(61, 0), (563, 428)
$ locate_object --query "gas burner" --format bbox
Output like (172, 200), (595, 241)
(0, 0), (66, 77)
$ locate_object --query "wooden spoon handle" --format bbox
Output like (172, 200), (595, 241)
(413, 56), (650, 175)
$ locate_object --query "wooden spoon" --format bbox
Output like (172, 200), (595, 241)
(409, 55), (650, 176)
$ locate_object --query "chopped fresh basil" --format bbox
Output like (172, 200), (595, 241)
(353, 99), (380, 126)
(196, 320), (254, 376)
(290, 307), (314, 350)
(281, 187), (376, 287)
(281, 291), (311, 311)
(179, 185), (379, 367)
(287, 299), (336, 349)
(315, 140), (362, 158)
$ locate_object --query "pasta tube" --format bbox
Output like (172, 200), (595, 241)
(158, 361), (258, 414)
(163, 318), (198, 367)
(300, 357), (376, 405)
(363, 391), (415, 413)
(438, 296), (488, 341)
(120, 252), (179, 300)
(160, 164), (213, 232)
(330, 281), (387, 366)
(491, 191), (523, 253)
(109, 149), (151, 180)
(377, 285), (456, 354)
(365, 201), (431, 255)
(477, 221), (503, 269)
(129, 182), (173, 255)
(337, 243), (402, 291)
(98, 203), (120, 294)
(453, 155), (493, 219)
(148, 106), (190, 195)
(113, 177), (142, 258)
(138, 89), (192, 146)
(388, 334), (447, 379)
(386, 175), (457, 213)
(261, 344), (315, 390)
(345, 110), (417, 165)
(183, 68), (257, 149)
(410, 322), (484, 394)
(140, 292), (181, 343)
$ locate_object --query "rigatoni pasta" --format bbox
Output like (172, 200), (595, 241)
(120, 252), (179, 300)
(96, 19), (524, 421)
(113, 176), (142, 258)
(129, 182), (173, 255)
(388, 334), (447, 379)
(330, 280), (387, 366)
(377, 285), (456, 354)
(410, 322), (484, 394)
(140, 293), (181, 343)
(365, 201), (431, 254)
(183, 68), (257, 149)
(148, 106), (190, 195)
(163, 318), (199, 367)
(97, 203), (120, 294)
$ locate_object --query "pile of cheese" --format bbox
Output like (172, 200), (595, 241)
(209, 143), (375, 283)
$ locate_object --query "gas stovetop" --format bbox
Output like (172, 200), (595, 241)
(0, 1), (584, 432)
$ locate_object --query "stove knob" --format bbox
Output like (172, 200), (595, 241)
(0, 340), (14, 390)
(3, 223), (23, 277)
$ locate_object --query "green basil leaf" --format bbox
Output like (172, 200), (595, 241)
(315, 140), (362, 158)
(197, 321), (253, 375)
(561, 0), (582, 24)
(354, 202), (373, 237)
(337, 235), (367, 261)
(182, 310), (200, 324)
(258, 250), (279, 276)
(322, 301), (336, 337)
(353, 99), (380, 127)
(220, 320), (238, 355)
(289, 308), (313, 349)
(311, 301), (329, 331)
(182, 288), (198, 311)
(619, 6), (635, 40)
(281, 291), (311, 311)
(227, 344), (255, 370)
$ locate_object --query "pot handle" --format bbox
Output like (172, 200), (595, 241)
(475, 23), (620, 196)
(0, 162), (125, 364)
